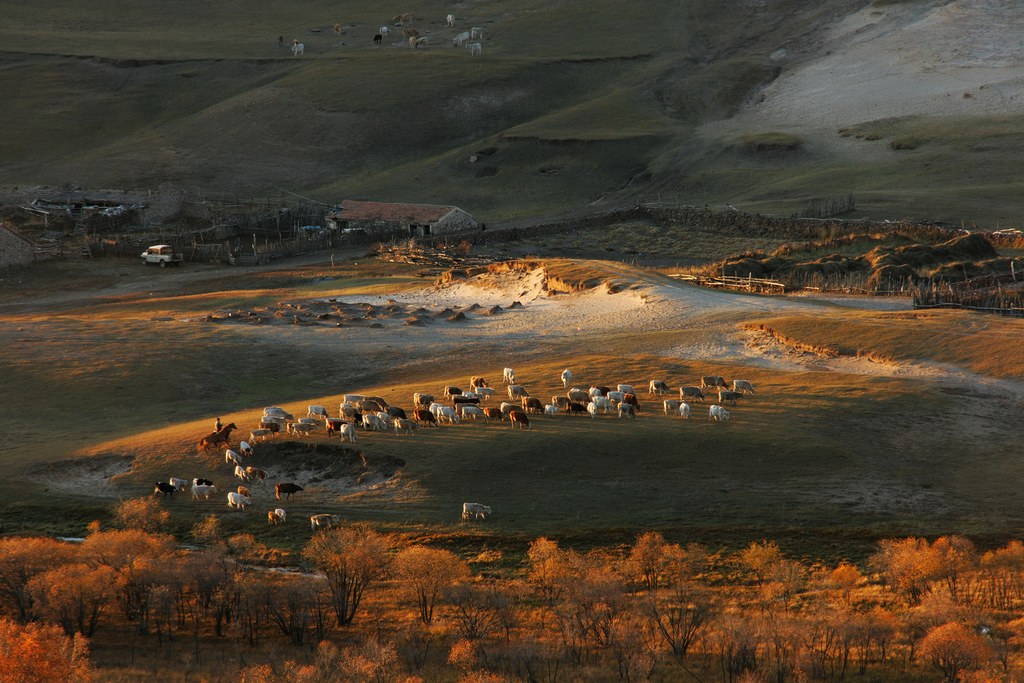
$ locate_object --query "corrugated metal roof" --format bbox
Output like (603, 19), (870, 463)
(334, 200), (456, 223)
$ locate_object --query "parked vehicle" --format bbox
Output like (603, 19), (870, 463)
(140, 244), (183, 267)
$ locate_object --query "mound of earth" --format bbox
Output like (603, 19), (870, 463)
(256, 441), (404, 487)
(31, 454), (133, 497)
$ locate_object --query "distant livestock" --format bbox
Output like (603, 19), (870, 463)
(462, 502), (491, 520)
(503, 368), (516, 384)
(701, 376), (727, 390)
(509, 410), (530, 430)
(467, 42), (482, 56)
(680, 386), (705, 402)
(227, 492), (251, 509)
(291, 40), (304, 56)
(311, 513), (340, 531)
(453, 31), (471, 47)
(268, 508), (286, 525)
(276, 482), (304, 501)
(561, 369), (573, 388)
(733, 380), (756, 394)
(446, 13), (455, 27)
(718, 390), (742, 405)
(649, 380), (670, 396)
(191, 484), (217, 500)
(154, 482), (176, 497)
(708, 404), (731, 422)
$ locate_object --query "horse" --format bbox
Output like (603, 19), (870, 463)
(198, 423), (237, 451)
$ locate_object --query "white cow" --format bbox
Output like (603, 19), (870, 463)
(476, 387), (496, 400)
(225, 449), (242, 466)
(291, 41), (304, 56)
(709, 404), (730, 422)
(250, 429), (272, 442)
(169, 477), (189, 492)
(239, 441), (253, 457)
(227, 492), (251, 509)
(191, 484), (217, 500)
(436, 405), (460, 425)
(460, 405), (484, 420)
(663, 399), (681, 415)
(649, 380), (670, 396)
(234, 465), (250, 482)
(561, 369), (573, 388)
(446, 13), (456, 27)
(470, 27), (484, 39)
(503, 367), (516, 384)
(339, 423), (357, 443)
(311, 513), (340, 531)
(586, 402), (598, 419)
(607, 390), (625, 404)
(393, 417), (417, 434)
(617, 402), (636, 419)
(362, 413), (388, 431)
(733, 380), (756, 394)
(462, 502), (491, 520)
(467, 42), (482, 56)
(268, 508), (287, 525)
(679, 401), (691, 419)
(592, 396), (614, 413)
(544, 404), (560, 416)
(308, 405), (328, 419)
(507, 384), (529, 400)
(453, 30), (471, 47)
(617, 384), (636, 396)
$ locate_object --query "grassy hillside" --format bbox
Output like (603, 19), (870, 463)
(1, 0), (1022, 224)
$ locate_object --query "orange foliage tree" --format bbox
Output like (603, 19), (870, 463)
(0, 537), (75, 621)
(395, 546), (469, 625)
(918, 621), (992, 682)
(0, 617), (93, 682)
(303, 524), (393, 626)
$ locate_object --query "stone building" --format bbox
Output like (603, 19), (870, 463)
(325, 200), (479, 238)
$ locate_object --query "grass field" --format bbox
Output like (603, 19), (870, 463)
(3, 254), (1023, 566)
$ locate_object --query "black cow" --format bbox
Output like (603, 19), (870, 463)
(154, 482), (176, 497)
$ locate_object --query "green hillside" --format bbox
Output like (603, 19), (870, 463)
(1, 0), (1021, 224)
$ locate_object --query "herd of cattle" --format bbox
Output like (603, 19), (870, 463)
(157, 368), (755, 530)
(289, 10), (486, 56)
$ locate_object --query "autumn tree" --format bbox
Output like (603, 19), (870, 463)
(303, 523), (393, 626)
(738, 540), (784, 585)
(28, 563), (117, 637)
(113, 496), (170, 533)
(871, 537), (941, 603)
(0, 537), (75, 621)
(395, 545), (469, 625)
(0, 617), (94, 682)
(932, 535), (978, 604)
(526, 537), (570, 606)
(644, 579), (713, 661)
(918, 621), (992, 682)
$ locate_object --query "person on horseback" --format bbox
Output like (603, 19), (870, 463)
(215, 417), (223, 431)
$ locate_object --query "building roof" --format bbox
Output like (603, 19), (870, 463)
(334, 200), (461, 223)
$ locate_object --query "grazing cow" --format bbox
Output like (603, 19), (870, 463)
(436, 405), (460, 425)
(386, 406), (408, 420)
(507, 384), (529, 400)
(276, 482), (304, 501)
(567, 388), (589, 404)
(340, 423), (358, 442)
(503, 367), (516, 384)
(453, 31), (471, 47)
(595, 385), (612, 396)
(245, 466), (267, 482)
(265, 406), (294, 420)
(308, 405), (328, 419)
(482, 407), (503, 421)
(470, 376), (490, 389)
(592, 396), (614, 413)
(394, 417), (418, 434)
(649, 380), (670, 396)
(311, 513), (340, 531)
(475, 387), (496, 400)
(460, 405), (484, 420)
(708, 404), (730, 422)
(413, 35), (429, 49)
(522, 397), (544, 414)
(325, 417), (345, 437)
(663, 399), (681, 415)
(169, 477), (189, 492)
(234, 465), (250, 482)
(680, 386), (706, 402)
(393, 12), (413, 25)
(561, 369), (573, 388)
(462, 502), (491, 520)
(679, 402), (691, 419)
(586, 402), (598, 418)
(467, 42), (482, 56)
(622, 393), (641, 412)
(362, 413), (388, 431)
(413, 393), (434, 408)
(509, 410), (530, 430)
(618, 402), (636, 419)
(444, 385), (463, 399)
(359, 399), (385, 414)
(544, 404), (560, 416)
(568, 402), (588, 416)
(718, 390), (742, 406)
(499, 401), (518, 417)
(154, 482), (176, 497)
(588, 386), (604, 399)
(733, 380), (756, 394)
(342, 394), (365, 405)
(373, 33), (383, 45)
(470, 27), (484, 39)
(413, 408), (439, 427)
(250, 428), (272, 442)
(237, 485), (250, 498)
(268, 509), (285, 525)
(291, 41), (304, 56)
(617, 384), (636, 396)
(446, 13), (455, 27)
(193, 478), (214, 487)
(191, 484), (217, 500)
(701, 376), (727, 390)
(227, 492), (251, 509)
(239, 441), (254, 457)
(607, 390), (625, 404)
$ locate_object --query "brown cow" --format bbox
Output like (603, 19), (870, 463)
(522, 397), (544, 414)
(413, 408), (438, 428)
(622, 393), (641, 412)
(482, 407), (503, 421)
(509, 410), (530, 430)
